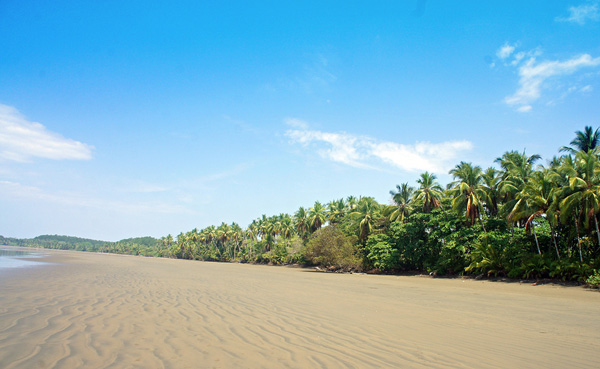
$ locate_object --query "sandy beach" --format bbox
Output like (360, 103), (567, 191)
(0, 249), (599, 369)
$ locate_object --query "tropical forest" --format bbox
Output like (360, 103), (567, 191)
(5, 127), (600, 287)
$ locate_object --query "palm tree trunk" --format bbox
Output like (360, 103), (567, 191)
(575, 217), (583, 262)
(548, 222), (560, 260)
(531, 224), (541, 255)
(594, 214), (600, 250)
(478, 212), (487, 233)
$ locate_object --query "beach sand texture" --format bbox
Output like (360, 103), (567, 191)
(1, 250), (599, 369)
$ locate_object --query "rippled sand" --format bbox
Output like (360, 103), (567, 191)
(0, 249), (599, 368)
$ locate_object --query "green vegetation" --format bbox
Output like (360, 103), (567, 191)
(4, 126), (600, 286)
(0, 234), (164, 257)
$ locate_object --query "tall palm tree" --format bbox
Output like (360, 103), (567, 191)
(481, 167), (501, 217)
(385, 183), (414, 222)
(308, 201), (327, 231)
(327, 198), (346, 224)
(415, 172), (444, 213)
(448, 162), (487, 231)
(278, 215), (294, 246)
(560, 126), (600, 154)
(345, 196), (358, 211)
(496, 150), (541, 222)
(560, 149), (600, 261)
(258, 215), (276, 252)
(509, 169), (561, 256)
(293, 207), (310, 240)
(351, 197), (382, 242)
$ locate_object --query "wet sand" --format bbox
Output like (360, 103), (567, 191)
(0, 249), (599, 368)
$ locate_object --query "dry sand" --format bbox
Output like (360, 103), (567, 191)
(0, 249), (599, 369)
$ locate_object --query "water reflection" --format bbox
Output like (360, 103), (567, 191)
(0, 248), (49, 269)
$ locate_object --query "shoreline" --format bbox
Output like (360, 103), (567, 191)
(2, 245), (594, 290)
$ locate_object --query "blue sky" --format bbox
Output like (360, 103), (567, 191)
(1, 1), (599, 241)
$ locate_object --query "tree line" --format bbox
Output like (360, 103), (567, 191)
(4, 127), (600, 286)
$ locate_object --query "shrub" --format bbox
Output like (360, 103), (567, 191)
(587, 270), (600, 288)
(365, 234), (398, 271)
(304, 225), (361, 270)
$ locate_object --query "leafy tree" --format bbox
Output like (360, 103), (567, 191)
(303, 225), (361, 270)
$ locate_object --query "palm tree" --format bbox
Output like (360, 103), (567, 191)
(308, 201), (327, 231)
(346, 196), (358, 211)
(560, 126), (600, 154)
(385, 183), (414, 222)
(415, 172), (444, 212)
(278, 215), (294, 246)
(294, 207), (310, 240)
(509, 169), (561, 256)
(496, 150), (541, 222)
(560, 150), (600, 261)
(351, 197), (382, 242)
(327, 198), (346, 224)
(448, 162), (487, 231)
(257, 215), (276, 251)
(481, 167), (501, 217)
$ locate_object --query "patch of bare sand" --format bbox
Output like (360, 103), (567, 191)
(1, 249), (599, 368)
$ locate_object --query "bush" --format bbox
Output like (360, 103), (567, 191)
(587, 270), (600, 288)
(304, 225), (361, 270)
(365, 234), (398, 271)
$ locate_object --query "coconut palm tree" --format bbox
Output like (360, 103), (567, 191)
(293, 207), (310, 240)
(496, 150), (542, 222)
(448, 162), (487, 231)
(308, 201), (327, 231)
(351, 197), (382, 242)
(385, 183), (414, 222)
(327, 198), (346, 224)
(560, 126), (600, 154)
(481, 167), (501, 217)
(346, 196), (359, 211)
(509, 169), (561, 256)
(560, 149), (600, 261)
(414, 172), (444, 213)
(278, 215), (294, 246)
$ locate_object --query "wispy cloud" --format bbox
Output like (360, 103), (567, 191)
(0, 104), (93, 162)
(499, 46), (600, 112)
(285, 121), (472, 173)
(556, 1), (599, 25)
(496, 43), (515, 60)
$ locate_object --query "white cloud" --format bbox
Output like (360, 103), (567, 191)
(581, 84), (594, 92)
(556, 2), (599, 25)
(517, 105), (533, 113)
(504, 53), (600, 111)
(286, 129), (370, 168)
(284, 118), (309, 130)
(0, 104), (93, 162)
(286, 124), (473, 173)
(497, 43), (515, 59)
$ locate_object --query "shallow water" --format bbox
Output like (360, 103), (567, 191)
(0, 247), (49, 269)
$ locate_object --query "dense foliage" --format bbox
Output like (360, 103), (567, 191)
(0, 235), (164, 257)
(4, 126), (600, 284)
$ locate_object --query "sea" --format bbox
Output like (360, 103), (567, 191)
(0, 247), (50, 270)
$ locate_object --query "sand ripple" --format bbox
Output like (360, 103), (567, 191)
(1, 251), (599, 368)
